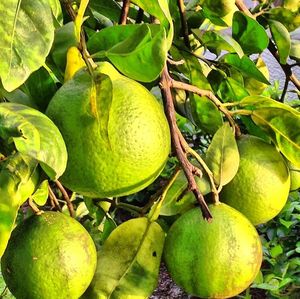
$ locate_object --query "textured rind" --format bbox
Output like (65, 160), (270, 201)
(1, 212), (97, 299)
(46, 62), (171, 198)
(164, 204), (262, 298)
(220, 135), (290, 225)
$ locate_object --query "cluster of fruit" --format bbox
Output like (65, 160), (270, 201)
(1, 62), (299, 299)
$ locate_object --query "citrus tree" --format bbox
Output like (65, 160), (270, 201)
(0, 0), (300, 298)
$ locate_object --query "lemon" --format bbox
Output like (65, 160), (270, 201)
(1, 212), (97, 299)
(221, 135), (290, 225)
(46, 62), (171, 198)
(164, 203), (262, 298)
(202, 0), (236, 17)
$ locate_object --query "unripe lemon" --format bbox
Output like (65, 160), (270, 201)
(164, 204), (262, 298)
(221, 135), (290, 225)
(46, 62), (171, 198)
(202, 0), (236, 17)
(1, 212), (97, 299)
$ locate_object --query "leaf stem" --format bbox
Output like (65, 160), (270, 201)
(28, 198), (43, 215)
(55, 180), (75, 218)
(160, 65), (212, 221)
(48, 186), (62, 211)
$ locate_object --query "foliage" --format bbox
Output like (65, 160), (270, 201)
(0, 0), (299, 298)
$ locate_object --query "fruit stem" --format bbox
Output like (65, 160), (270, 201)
(48, 186), (62, 211)
(55, 180), (75, 218)
(119, 0), (131, 25)
(160, 65), (213, 221)
(170, 79), (241, 137)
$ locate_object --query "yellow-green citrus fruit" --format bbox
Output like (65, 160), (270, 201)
(221, 135), (290, 225)
(1, 212), (97, 299)
(164, 204), (262, 298)
(244, 57), (269, 95)
(288, 162), (300, 191)
(202, 0), (236, 17)
(46, 62), (171, 198)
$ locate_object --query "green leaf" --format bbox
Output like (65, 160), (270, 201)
(205, 123), (240, 187)
(193, 30), (244, 57)
(270, 245), (283, 258)
(269, 20), (291, 64)
(0, 153), (39, 258)
(49, 0), (63, 26)
(23, 67), (57, 112)
(89, 0), (122, 23)
(160, 170), (211, 216)
(232, 11), (269, 55)
(221, 54), (270, 85)
(0, 103), (67, 179)
(31, 180), (49, 206)
(89, 24), (168, 82)
(268, 7), (300, 32)
(83, 217), (165, 299)
(239, 96), (300, 167)
(0, 0), (55, 91)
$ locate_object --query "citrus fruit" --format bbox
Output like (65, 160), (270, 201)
(1, 211), (97, 299)
(220, 135), (290, 225)
(46, 62), (171, 198)
(164, 203), (262, 298)
(288, 162), (300, 191)
(202, 0), (235, 17)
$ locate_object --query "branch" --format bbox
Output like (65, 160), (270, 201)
(160, 66), (212, 221)
(55, 180), (75, 218)
(171, 79), (241, 136)
(235, 0), (300, 93)
(48, 186), (62, 211)
(177, 0), (190, 49)
(119, 0), (131, 25)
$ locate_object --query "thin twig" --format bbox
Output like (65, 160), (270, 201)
(235, 0), (300, 94)
(28, 198), (43, 215)
(177, 0), (190, 49)
(55, 180), (75, 218)
(171, 79), (241, 136)
(281, 76), (289, 102)
(160, 65), (212, 221)
(119, 0), (131, 25)
(48, 186), (62, 211)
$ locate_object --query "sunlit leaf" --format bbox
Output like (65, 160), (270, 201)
(0, 0), (55, 91)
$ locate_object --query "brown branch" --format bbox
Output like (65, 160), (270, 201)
(236, 0), (300, 94)
(171, 79), (241, 136)
(48, 186), (62, 211)
(28, 198), (43, 215)
(177, 0), (190, 49)
(119, 0), (131, 25)
(160, 65), (212, 221)
(55, 180), (75, 217)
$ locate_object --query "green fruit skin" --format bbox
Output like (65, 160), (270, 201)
(164, 204), (262, 298)
(46, 62), (171, 198)
(221, 135), (290, 225)
(289, 162), (300, 191)
(1, 212), (97, 299)
(203, 0), (235, 17)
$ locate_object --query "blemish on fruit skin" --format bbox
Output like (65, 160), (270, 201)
(32, 257), (38, 260)
(152, 251), (157, 257)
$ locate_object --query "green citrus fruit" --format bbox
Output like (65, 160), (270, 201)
(1, 212), (97, 299)
(46, 62), (171, 198)
(288, 162), (300, 191)
(164, 203), (262, 298)
(220, 135), (290, 225)
(202, 0), (236, 17)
